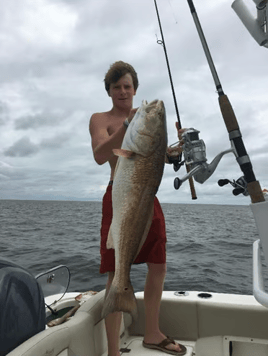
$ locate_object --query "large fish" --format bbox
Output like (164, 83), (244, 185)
(102, 99), (167, 319)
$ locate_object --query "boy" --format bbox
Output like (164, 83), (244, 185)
(89, 61), (186, 356)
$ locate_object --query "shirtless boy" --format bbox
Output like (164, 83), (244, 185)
(89, 61), (186, 356)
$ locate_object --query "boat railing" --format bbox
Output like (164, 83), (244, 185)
(252, 199), (268, 307)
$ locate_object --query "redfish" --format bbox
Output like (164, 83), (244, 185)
(102, 99), (167, 319)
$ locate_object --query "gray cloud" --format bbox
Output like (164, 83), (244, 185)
(0, 161), (27, 181)
(40, 133), (71, 149)
(4, 132), (72, 158)
(15, 111), (67, 130)
(4, 137), (39, 157)
(0, 101), (9, 125)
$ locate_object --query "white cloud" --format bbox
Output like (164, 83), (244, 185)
(0, 0), (77, 56)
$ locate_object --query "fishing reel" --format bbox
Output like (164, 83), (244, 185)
(174, 128), (235, 189)
(168, 128), (204, 173)
(167, 153), (184, 172)
(180, 128), (207, 168)
(218, 176), (249, 196)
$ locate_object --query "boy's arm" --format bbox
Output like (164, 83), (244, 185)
(89, 108), (138, 165)
(89, 114), (126, 165)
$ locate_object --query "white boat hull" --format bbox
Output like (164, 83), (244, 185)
(7, 289), (268, 356)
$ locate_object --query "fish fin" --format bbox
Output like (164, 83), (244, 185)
(106, 228), (114, 249)
(113, 148), (136, 159)
(134, 204), (154, 259)
(102, 281), (138, 320)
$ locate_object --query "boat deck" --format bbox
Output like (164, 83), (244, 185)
(112, 335), (268, 356)
(114, 336), (195, 356)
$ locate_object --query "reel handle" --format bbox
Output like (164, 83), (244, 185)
(233, 187), (245, 196)
(218, 179), (230, 187)
(174, 177), (182, 190)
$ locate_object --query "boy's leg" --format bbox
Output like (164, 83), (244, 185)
(105, 272), (122, 356)
(144, 263), (185, 353)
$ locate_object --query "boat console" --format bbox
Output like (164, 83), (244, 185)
(0, 259), (45, 355)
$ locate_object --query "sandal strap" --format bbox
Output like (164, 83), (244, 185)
(158, 337), (176, 348)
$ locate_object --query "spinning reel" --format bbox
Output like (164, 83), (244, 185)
(173, 128), (235, 190)
(218, 176), (249, 196)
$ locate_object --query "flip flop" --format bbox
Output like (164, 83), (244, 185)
(143, 336), (187, 355)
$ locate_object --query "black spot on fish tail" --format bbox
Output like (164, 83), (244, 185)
(101, 281), (137, 320)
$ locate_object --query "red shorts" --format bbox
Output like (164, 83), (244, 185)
(100, 184), (167, 274)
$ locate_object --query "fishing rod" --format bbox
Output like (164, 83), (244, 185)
(186, 0), (268, 311)
(153, 0), (197, 200)
(182, 0), (264, 204)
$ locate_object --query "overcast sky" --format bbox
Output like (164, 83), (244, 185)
(0, 0), (267, 205)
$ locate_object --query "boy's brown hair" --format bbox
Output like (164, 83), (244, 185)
(104, 61), (139, 93)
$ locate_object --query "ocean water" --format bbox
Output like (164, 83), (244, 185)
(1, 199), (267, 295)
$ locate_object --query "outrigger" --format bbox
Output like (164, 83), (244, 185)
(3, 1), (268, 355)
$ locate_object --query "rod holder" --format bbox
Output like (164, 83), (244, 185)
(232, 0), (268, 48)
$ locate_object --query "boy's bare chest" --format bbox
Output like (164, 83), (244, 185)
(107, 120), (124, 136)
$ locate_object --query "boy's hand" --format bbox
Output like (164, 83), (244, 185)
(166, 144), (183, 160)
(175, 122), (187, 140)
(127, 108), (138, 123)
(165, 123), (188, 163)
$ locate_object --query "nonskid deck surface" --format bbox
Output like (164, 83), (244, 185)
(111, 335), (268, 356)
(101, 336), (195, 356)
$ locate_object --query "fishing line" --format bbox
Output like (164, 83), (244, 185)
(153, 0), (197, 200)
(153, 0), (181, 128)
(168, 0), (178, 24)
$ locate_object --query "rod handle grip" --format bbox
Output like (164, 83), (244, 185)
(176, 122), (197, 200)
(218, 94), (239, 132)
(186, 165), (197, 200)
(219, 95), (265, 204)
(248, 181), (265, 204)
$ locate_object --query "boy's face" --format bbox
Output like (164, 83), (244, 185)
(109, 73), (136, 109)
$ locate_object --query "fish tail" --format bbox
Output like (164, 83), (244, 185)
(102, 281), (137, 320)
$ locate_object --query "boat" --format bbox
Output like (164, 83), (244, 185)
(4, 1), (268, 355)
(4, 253), (268, 356)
